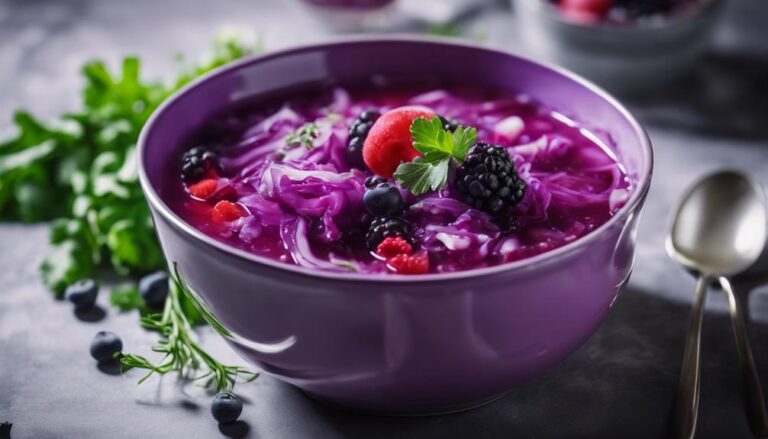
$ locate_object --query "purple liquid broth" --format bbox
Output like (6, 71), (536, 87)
(164, 86), (632, 275)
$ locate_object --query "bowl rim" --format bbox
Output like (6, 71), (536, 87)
(138, 35), (654, 283)
(518, 0), (726, 33)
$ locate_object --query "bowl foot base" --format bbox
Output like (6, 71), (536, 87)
(299, 389), (511, 417)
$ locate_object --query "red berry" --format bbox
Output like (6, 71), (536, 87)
(211, 201), (247, 223)
(387, 251), (429, 275)
(188, 179), (219, 199)
(376, 236), (413, 259)
(363, 106), (435, 178)
(204, 167), (219, 179)
(559, 0), (612, 22)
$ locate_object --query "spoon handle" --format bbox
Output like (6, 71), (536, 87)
(673, 275), (709, 439)
(719, 277), (768, 438)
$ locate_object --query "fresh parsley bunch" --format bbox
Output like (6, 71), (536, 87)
(0, 34), (261, 393)
(393, 116), (477, 195)
(0, 35), (259, 295)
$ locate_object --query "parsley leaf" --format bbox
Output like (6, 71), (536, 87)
(411, 117), (454, 155)
(2, 32), (261, 392)
(110, 284), (143, 311)
(393, 152), (451, 196)
(393, 117), (477, 196)
(0, 35), (260, 294)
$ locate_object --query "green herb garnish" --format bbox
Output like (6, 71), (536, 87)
(0, 34), (260, 296)
(393, 117), (477, 196)
(110, 284), (143, 311)
(0, 33), (261, 392)
(120, 264), (258, 392)
(285, 122), (319, 149)
(427, 22), (463, 38)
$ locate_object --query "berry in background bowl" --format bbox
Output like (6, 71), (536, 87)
(512, 0), (726, 94)
(138, 38), (652, 414)
(553, 0), (706, 25)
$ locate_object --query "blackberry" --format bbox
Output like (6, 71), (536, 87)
(366, 216), (410, 250)
(181, 146), (219, 183)
(346, 110), (380, 169)
(455, 143), (527, 215)
(437, 115), (460, 132)
(612, 0), (671, 19)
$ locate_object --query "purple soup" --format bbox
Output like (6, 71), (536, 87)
(166, 85), (632, 275)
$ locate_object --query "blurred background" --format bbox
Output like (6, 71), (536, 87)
(1, 0), (768, 438)
(3, 0), (767, 310)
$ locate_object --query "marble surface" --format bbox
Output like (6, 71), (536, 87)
(1, 0), (768, 437)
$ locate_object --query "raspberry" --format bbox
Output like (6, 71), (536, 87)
(376, 236), (413, 259)
(558, 0), (613, 22)
(188, 178), (219, 199)
(211, 201), (247, 223)
(365, 216), (410, 250)
(363, 106), (435, 178)
(388, 252), (429, 274)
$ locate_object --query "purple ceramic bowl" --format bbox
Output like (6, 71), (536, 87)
(138, 37), (653, 415)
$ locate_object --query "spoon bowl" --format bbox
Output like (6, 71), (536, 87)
(666, 169), (768, 439)
(668, 170), (767, 276)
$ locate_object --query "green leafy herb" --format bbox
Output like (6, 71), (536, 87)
(1, 32), (261, 392)
(285, 122), (319, 149)
(110, 285), (143, 311)
(121, 264), (258, 392)
(0, 35), (260, 295)
(393, 117), (477, 196)
(427, 22), (463, 38)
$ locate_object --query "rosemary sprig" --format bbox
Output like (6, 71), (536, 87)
(120, 264), (258, 392)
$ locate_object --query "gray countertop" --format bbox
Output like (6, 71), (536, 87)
(2, 0), (768, 437)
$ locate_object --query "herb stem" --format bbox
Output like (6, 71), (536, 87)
(121, 268), (258, 392)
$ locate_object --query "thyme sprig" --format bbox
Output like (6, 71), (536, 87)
(285, 122), (319, 149)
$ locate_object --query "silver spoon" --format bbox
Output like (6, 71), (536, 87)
(667, 170), (768, 439)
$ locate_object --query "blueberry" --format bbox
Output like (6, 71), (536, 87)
(0, 422), (11, 438)
(65, 279), (99, 310)
(139, 271), (169, 308)
(90, 331), (123, 362)
(211, 392), (243, 424)
(437, 115), (459, 132)
(363, 186), (404, 216)
(364, 176), (389, 189)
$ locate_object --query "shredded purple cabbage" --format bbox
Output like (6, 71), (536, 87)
(171, 87), (632, 273)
